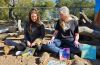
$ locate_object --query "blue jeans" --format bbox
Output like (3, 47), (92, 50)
(42, 39), (81, 55)
(42, 39), (61, 54)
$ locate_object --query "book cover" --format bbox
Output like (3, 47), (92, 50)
(80, 44), (96, 60)
(59, 48), (70, 61)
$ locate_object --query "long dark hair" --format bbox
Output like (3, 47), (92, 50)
(29, 8), (40, 24)
(28, 8), (41, 34)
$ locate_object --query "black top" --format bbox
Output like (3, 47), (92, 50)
(24, 21), (45, 43)
(55, 19), (79, 42)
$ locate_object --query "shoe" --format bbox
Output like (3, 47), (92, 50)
(15, 51), (23, 56)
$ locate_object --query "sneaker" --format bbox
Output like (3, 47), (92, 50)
(15, 51), (23, 56)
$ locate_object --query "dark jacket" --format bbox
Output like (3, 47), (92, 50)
(24, 21), (45, 43)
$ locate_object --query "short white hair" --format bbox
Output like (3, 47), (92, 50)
(59, 6), (70, 15)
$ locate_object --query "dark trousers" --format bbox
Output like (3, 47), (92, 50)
(4, 39), (26, 51)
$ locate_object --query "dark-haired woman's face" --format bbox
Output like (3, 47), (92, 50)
(31, 12), (38, 22)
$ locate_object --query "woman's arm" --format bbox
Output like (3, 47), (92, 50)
(51, 30), (58, 40)
(74, 33), (79, 41)
(24, 22), (30, 41)
(24, 22), (31, 47)
(74, 20), (80, 47)
(51, 20), (59, 40)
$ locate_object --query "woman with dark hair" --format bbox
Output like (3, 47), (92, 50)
(24, 8), (45, 48)
(4, 8), (45, 56)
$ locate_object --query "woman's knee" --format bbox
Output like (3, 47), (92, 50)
(70, 47), (81, 54)
(53, 39), (61, 47)
(43, 43), (58, 53)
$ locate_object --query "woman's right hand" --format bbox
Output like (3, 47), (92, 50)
(48, 30), (57, 44)
(48, 37), (54, 44)
(27, 41), (31, 47)
(48, 40), (53, 44)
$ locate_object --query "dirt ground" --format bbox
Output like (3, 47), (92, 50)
(0, 34), (100, 65)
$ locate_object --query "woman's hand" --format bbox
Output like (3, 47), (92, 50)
(27, 41), (31, 47)
(74, 33), (80, 48)
(31, 38), (42, 47)
(31, 42), (35, 47)
(74, 40), (80, 48)
(48, 30), (57, 44)
(48, 37), (55, 44)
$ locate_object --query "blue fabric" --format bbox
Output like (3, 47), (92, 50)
(4, 39), (26, 51)
(4, 39), (18, 46)
(42, 39), (80, 55)
(79, 44), (96, 60)
(95, 0), (100, 14)
(42, 39), (61, 54)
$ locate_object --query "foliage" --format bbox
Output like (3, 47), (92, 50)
(83, 8), (95, 20)
(0, 0), (8, 20)
(58, 0), (73, 7)
(32, 0), (56, 7)
(15, 0), (32, 20)
(0, 0), (95, 22)
(81, 1), (95, 7)
(45, 1), (56, 7)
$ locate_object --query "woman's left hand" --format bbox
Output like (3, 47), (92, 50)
(31, 42), (35, 47)
(74, 40), (80, 48)
(27, 41), (31, 47)
(31, 38), (42, 47)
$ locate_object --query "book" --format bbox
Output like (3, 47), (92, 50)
(59, 48), (70, 61)
(79, 44), (96, 60)
(22, 47), (36, 57)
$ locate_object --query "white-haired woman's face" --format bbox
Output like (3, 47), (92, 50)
(60, 12), (68, 21)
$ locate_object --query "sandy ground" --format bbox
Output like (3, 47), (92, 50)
(0, 34), (100, 65)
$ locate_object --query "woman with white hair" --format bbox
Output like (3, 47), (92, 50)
(42, 6), (81, 56)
